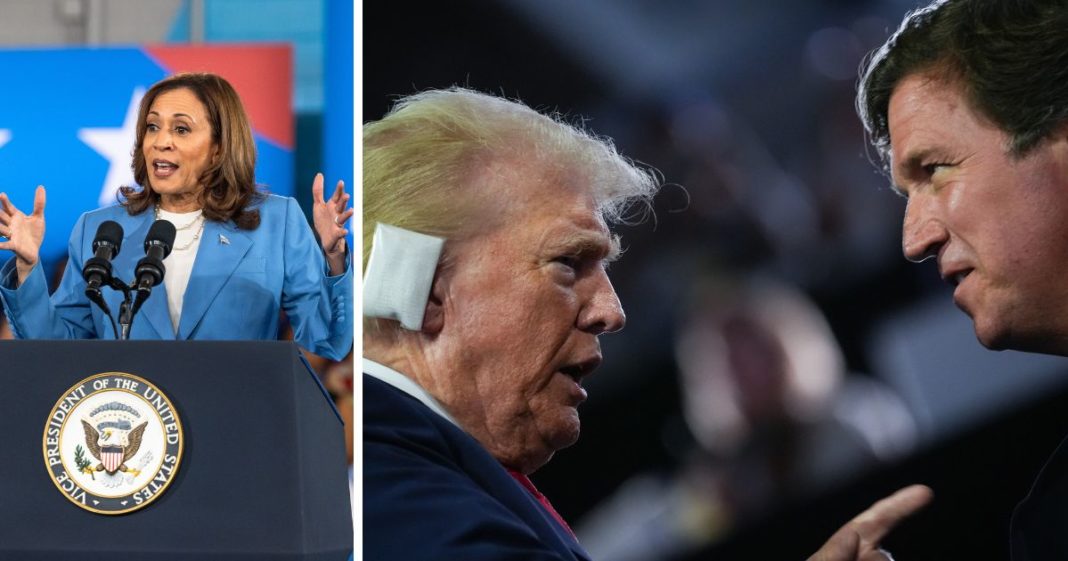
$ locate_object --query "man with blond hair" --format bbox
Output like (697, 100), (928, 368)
(363, 87), (658, 560)
(363, 88), (929, 560)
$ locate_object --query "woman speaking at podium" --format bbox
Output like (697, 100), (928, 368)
(0, 73), (353, 361)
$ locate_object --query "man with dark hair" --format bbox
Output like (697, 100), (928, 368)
(857, 1), (1068, 559)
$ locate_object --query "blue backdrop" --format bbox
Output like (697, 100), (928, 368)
(0, 47), (293, 271)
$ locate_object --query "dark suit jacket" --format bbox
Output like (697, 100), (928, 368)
(1011, 433), (1068, 560)
(363, 374), (591, 560)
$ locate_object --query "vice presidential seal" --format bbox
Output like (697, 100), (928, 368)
(42, 372), (184, 515)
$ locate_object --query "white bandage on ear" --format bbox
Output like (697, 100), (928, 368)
(362, 223), (445, 331)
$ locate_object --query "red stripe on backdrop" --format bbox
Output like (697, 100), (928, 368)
(144, 45), (294, 149)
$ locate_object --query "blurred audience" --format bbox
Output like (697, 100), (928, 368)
(577, 274), (915, 561)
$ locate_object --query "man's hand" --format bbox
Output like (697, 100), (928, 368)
(807, 485), (933, 561)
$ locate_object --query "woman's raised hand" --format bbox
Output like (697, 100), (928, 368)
(311, 173), (353, 276)
(0, 185), (46, 285)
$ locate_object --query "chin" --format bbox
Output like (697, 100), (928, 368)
(511, 411), (582, 474)
(545, 410), (582, 451)
(973, 316), (1060, 355)
(974, 328), (1010, 351)
(972, 314), (1012, 351)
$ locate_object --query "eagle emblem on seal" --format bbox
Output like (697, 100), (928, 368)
(79, 401), (147, 476)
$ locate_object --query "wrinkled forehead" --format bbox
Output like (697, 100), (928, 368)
(470, 153), (609, 227)
(886, 73), (968, 187)
(445, 157), (618, 263)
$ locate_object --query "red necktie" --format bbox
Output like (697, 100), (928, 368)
(506, 468), (577, 540)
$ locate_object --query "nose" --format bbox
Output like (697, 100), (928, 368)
(153, 129), (174, 151)
(902, 195), (948, 263)
(578, 271), (626, 335)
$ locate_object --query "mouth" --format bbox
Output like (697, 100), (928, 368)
(152, 159), (179, 178)
(941, 267), (973, 288)
(556, 355), (601, 403)
(942, 266), (976, 313)
(558, 355), (602, 384)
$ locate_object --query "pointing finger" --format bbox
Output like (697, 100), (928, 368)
(807, 528), (859, 561)
(852, 485), (933, 546)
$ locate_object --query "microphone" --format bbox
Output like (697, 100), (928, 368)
(134, 219), (177, 298)
(82, 220), (123, 339)
(82, 220), (124, 293)
(116, 220), (175, 340)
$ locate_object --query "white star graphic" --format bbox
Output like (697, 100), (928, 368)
(0, 129), (10, 149)
(78, 87), (145, 208)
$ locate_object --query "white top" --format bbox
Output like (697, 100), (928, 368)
(157, 208), (205, 334)
(362, 357), (460, 428)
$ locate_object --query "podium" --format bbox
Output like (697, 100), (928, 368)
(0, 341), (353, 561)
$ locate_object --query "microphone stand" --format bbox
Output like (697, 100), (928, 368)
(85, 285), (119, 339)
(108, 276), (137, 340)
(118, 300), (133, 340)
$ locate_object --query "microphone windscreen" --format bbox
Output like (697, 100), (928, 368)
(145, 219), (177, 257)
(94, 220), (124, 252)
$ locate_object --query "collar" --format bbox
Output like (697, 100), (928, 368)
(362, 358), (460, 428)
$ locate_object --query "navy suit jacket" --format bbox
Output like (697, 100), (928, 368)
(1011, 433), (1068, 560)
(0, 195), (352, 360)
(363, 374), (592, 560)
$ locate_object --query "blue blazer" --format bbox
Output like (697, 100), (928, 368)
(0, 195), (352, 360)
(363, 374), (591, 561)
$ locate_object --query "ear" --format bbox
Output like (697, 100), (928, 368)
(421, 269), (447, 334)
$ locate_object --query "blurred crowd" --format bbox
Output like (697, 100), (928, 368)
(576, 274), (914, 561)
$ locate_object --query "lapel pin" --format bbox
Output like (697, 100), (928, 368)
(219, 234), (230, 245)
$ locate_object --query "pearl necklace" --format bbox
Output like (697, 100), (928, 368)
(155, 205), (205, 251)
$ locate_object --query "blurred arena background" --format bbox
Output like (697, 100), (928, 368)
(364, 1), (1068, 559)
(0, 0), (354, 469)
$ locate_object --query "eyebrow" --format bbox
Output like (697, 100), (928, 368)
(898, 148), (932, 174)
(891, 147), (941, 197)
(555, 231), (622, 264)
(147, 111), (196, 121)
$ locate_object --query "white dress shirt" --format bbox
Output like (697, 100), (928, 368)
(362, 357), (460, 428)
(157, 208), (204, 334)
